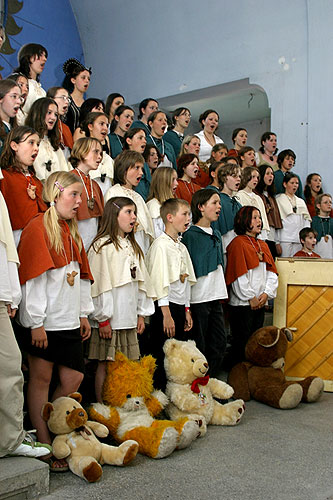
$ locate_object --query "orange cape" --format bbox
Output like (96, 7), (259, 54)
(18, 213), (93, 285)
(225, 235), (277, 285)
(0, 167), (47, 230)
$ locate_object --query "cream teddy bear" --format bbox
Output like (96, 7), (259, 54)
(164, 339), (245, 437)
(42, 393), (139, 482)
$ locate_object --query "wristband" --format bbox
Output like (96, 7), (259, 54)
(99, 319), (110, 328)
(185, 307), (190, 312)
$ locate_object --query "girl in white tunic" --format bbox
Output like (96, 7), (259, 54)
(146, 167), (178, 238)
(17, 171), (93, 467)
(87, 196), (155, 402)
(106, 150), (155, 254)
(25, 97), (68, 182)
(276, 172), (311, 257)
(235, 166), (270, 241)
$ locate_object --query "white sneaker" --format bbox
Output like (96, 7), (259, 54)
(8, 432), (52, 458)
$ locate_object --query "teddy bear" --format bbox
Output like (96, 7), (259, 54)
(89, 352), (200, 459)
(42, 392), (139, 482)
(163, 339), (245, 437)
(227, 326), (324, 409)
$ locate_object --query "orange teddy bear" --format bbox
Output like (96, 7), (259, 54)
(89, 352), (200, 458)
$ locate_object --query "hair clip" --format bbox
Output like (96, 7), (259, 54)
(50, 201), (55, 207)
(54, 180), (64, 192)
(112, 201), (120, 209)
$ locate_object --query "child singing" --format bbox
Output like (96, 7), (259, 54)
(87, 196), (155, 402)
(17, 171), (93, 471)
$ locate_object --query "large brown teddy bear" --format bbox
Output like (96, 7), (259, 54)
(89, 352), (200, 459)
(42, 393), (139, 482)
(228, 326), (324, 409)
(163, 339), (245, 437)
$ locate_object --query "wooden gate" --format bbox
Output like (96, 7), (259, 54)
(273, 258), (333, 391)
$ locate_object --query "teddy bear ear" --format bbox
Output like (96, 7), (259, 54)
(68, 392), (82, 403)
(257, 327), (280, 348)
(41, 402), (54, 422)
(141, 355), (156, 375)
(163, 338), (178, 355)
(281, 327), (295, 342)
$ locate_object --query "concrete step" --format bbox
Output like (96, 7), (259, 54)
(0, 457), (49, 499)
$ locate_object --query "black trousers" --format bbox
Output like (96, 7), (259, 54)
(228, 305), (265, 367)
(149, 302), (188, 390)
(189, 300), (227, 377)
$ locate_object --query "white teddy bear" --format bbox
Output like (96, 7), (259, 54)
(163, 339), (245, 437)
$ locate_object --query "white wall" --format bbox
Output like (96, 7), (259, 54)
(70, 0), (333, 192)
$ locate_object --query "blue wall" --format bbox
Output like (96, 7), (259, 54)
(69, 0), (333, 193)
(2, 0), (83, 89)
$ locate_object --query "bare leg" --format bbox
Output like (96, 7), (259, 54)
(27, 355), (53, 444)
(95, 361), (107, 403)
(52, 365), (84, 401)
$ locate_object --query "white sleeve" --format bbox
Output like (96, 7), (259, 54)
(158, 296), (169, 307)
(137, 289), (155, 317)
(264, 271), (278, 299)
(185, 280), (191, 308)
(7, 261), (21, 309)
(80, 279), (94, 318)
(90, 291), (113, 323)
(231, 273), (256, 302)
(21, 274), (48, 329)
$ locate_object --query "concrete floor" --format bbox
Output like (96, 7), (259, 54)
(41, 391), (333, 500)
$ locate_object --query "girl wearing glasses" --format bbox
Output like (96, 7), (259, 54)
(46, 87), (73, 152)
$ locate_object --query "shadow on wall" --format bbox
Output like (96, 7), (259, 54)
(133, 78), (271, 151)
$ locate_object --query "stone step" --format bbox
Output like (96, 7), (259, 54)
(0, 457), (49, 499)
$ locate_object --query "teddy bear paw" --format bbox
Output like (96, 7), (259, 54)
(306, 377), (324, 403)
(155, 427), (179, 459)
(212, 399), (245, 426)
(279, 384), (303, 409)
(177, 420), (200, 449)
(83, 461), (102, 483)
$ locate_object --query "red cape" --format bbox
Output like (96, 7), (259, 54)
(18, 213), (93, 285)
(225, 235), (277, 285)
(0, 168), (47, 230)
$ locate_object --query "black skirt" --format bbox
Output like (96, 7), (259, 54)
(15, 324), (85, 373)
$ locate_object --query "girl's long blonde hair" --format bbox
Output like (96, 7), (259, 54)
(42, 171), (82, 254)
(146, 167), (177, 203)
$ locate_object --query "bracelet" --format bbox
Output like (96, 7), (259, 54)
(99, 319), (110, 328)
(185, 307), (190, 312)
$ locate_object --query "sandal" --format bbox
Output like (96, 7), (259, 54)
(41, 454), (69, 473)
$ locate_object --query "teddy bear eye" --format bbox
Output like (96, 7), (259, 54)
(191, 358), (195, 363)
(66, 410), (70, 415)
(126, 394), (131, 399)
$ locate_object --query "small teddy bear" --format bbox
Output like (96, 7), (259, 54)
(89, 352), (200, 459)
(163, 339), (245, 437)
(228, 326), (324, 409)
(42, 392), (139, 482)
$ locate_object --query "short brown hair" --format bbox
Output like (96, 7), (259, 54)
(68, 137), (102, 169)
(217, 163), (241, 188)
(160, 198), (189, 225)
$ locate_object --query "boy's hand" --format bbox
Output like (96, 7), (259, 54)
(258, 293), (268, 308)
(137, 316), (145, 335)
(249, 296), (260, 310)
(184, 309), (193, 331)
(161, 306), (175, 337)
(31, 326), (48, 349)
